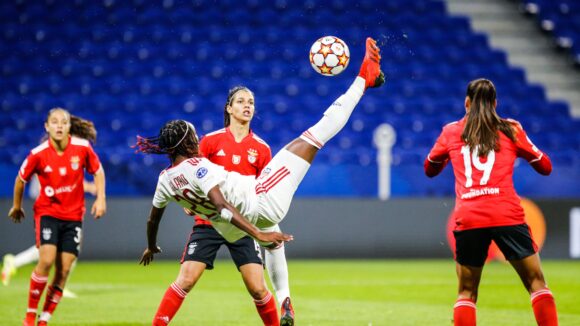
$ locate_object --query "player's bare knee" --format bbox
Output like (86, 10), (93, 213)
(37, 258), (54, 273)
(248, 286), (268, 301)
(175, 275), (196, 292)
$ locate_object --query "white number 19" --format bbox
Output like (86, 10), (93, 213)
(460, 145), (495, 188)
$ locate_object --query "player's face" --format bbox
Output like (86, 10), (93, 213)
(227, 90), (255, 124)
(45, 110), (71, 142)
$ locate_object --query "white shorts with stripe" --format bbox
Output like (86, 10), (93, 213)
(254, 149), (310, 228)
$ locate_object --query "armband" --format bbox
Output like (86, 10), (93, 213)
(220, 208), (233, 223)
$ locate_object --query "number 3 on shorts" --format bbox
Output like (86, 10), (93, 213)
(74, 226), (82, 244)
(461, 145), (495, 188)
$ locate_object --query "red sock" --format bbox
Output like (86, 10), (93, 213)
(453, 298), (476, 326)
(38, 285), (63, 322)
(254, 292), (279, 326)
(531, 288), (558, 326)
(27, 272), (48, 315)
(153, 282), (187, 326)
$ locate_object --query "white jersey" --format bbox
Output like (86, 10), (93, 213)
(152, 157), (259, 241)
(152, 149), (311, 243)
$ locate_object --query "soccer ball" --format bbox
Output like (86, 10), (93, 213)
(309, 36), (350, 76)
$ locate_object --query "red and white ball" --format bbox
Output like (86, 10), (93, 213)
(309, 36), (350, 76)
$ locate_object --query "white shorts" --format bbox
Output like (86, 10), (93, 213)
(254, 149), (311, 227)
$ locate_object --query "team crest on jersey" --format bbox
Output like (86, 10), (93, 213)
(232, 155), (241, 165)
(188, 242), (198, 255)
(59, 167), (67, 176)
(247, 148), (258, 164)
(70, 156), (80, 170)
(42, 228), (52, 241)
(196, 167), (208, 179)
(262, 167), (271, 176)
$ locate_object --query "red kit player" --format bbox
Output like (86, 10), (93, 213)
(425, 79), (558, 326)
(196, 88), (295, 325)
(8, 108), (107, 326)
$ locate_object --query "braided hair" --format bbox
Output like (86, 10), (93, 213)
(134, 120), (199, 161)
(223, 86), (254, 127)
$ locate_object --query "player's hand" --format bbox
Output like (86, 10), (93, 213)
(257, 232), (293, 247)
(139, 246), (162, 266)
(91, 197), (107, 219)
(8, 206), (25, 223)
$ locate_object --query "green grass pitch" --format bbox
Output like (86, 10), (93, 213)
(1, 259), (579, 325)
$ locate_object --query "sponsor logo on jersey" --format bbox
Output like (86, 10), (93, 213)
(44, 165), (53, 173)
(42, 228), (52, 241)
(216, 149), (226, 156)
(59, 167), (67, 176)
(232, 155), (241, 165)
(70, 156), (80, 170)
(461, 187), (500, 199)
(188, 242), (198, 255)
(54, 185), (76, 194)
(247, 148), (258, 164)
(44, 186), (55, 197)
(196, 167), (208, 179)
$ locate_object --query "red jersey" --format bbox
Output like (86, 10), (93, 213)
(425, 118), (551, 231)
(19, 136), (102, 222)
(194, 127), (272, 225)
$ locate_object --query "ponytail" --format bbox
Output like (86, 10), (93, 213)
(461, 79), (515, 156)
(70, 115), (97, 143)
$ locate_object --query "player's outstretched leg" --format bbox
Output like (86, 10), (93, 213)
(292, 36), (384, 162)
(251, 37), (385, 228)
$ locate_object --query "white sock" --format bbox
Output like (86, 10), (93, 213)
(300, 76), (366, 148)
(39, 312), (52, 322)
(265, 244), (290, 306)
(13, 246), (39, 268)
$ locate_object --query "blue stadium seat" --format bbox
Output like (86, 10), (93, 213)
(0, 0), (577, 197)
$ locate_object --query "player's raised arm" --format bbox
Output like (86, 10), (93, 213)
(140, 206), (165, 266)
(206, 185), (293, 247)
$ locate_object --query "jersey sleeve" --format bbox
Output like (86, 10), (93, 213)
(424, 128), (450, 177)
(85, 144), (102, 174)
(187, 159), (222, 196)
(152, 176), (169, 208)
(18, 152), (39, 183)
(513, 123), (552, 175)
